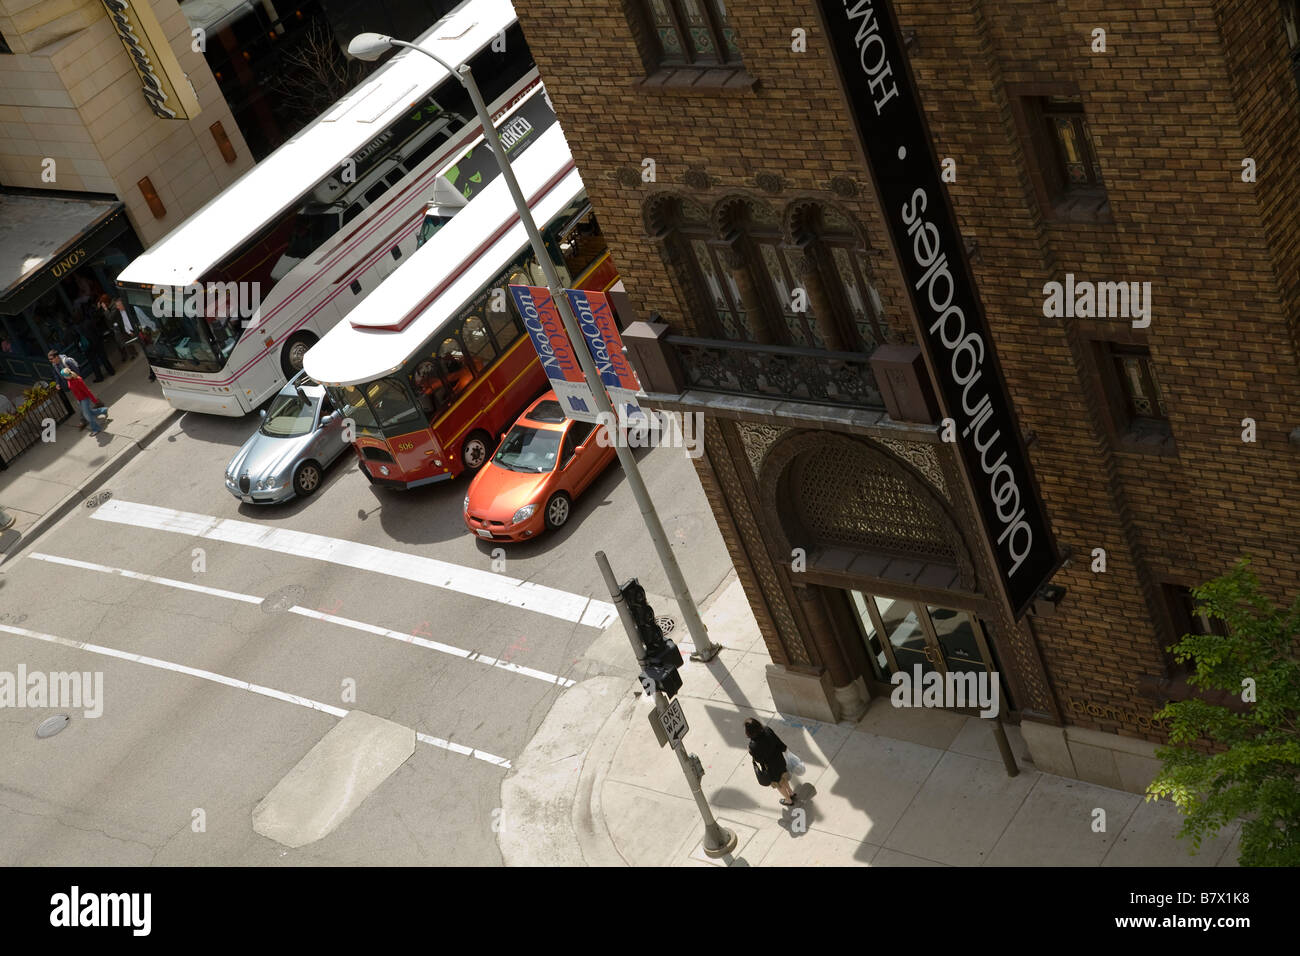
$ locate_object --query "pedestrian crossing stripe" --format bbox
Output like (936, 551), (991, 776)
(89, 499), (617, 629)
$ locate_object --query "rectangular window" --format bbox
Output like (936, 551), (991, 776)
(1015, 94), (1110, 222)
(1160, 583), (1228, 675)
(1109, 343), (1166, 425)
(1092, 340), (1173, 451)
(1163, 584), (1228, 640)
(639, 0), (741, 69)
(1043, 97), (1103, 188)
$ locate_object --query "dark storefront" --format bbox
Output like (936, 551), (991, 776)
(0, 195), (143, 386)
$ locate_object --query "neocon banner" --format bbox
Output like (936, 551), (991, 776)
(509, 284), (599, 422)
(814, 0), (1058, 618)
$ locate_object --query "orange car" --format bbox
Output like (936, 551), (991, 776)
(463, 391), (617, 541)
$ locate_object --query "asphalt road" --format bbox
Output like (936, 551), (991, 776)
(0, 407), (732, 865)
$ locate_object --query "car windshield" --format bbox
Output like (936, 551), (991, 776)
(492, 425), (561, 473)
(259, 392), (317, 438)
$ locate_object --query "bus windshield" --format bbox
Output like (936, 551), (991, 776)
(326, 379), (422, 436)
(493, 425), (561, 473)
(120, 289), (240, 373)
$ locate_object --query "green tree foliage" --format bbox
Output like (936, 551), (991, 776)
(1147, 558), (1300, 866)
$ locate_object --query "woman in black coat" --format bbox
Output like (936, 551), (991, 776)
(746, 718), (796, 806)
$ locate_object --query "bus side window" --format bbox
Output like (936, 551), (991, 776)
(462, 315), (496, 370)
(411, 358), (451, 419)
(487, 295), (522, 351)
(438, 336), (474, 395)
(400, 127), (450, 175)
(342, 204), (364, 226)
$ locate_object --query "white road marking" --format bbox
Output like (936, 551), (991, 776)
(29, 553), (264, 604)
(0, 623), (511, 768)
(288, 606), (576, 688)
(91, 499), (617, 628)
(29, 552), (578, 689)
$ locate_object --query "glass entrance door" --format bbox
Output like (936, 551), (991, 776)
(847, 590), (1003, 712)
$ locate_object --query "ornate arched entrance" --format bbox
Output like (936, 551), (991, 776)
(755, 429), (1010, 714)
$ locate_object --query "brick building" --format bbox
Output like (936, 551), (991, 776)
(508, 0), (1300, 791)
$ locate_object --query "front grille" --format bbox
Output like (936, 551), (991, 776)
(238, 476), (250, 493)
(362, 446), (394, 463)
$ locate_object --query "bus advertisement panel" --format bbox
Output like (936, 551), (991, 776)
(509, 284), (598, 423)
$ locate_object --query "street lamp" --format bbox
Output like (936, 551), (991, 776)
(348, 33), (720, 661)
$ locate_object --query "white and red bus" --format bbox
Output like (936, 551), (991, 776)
(303, 90), (619, 489)
(114, 0), (539, 416)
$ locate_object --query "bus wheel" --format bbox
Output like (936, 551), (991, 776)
(461, 430), (493, 472)
(281, 332), (317, 378)
(293, 460), (323, 498)
(544, 492), (571, 531)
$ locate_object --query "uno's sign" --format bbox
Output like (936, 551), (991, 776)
(100, 0), (201, 121)
(815, 0), (1059, 619)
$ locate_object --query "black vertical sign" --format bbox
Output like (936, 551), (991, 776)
(814, 0), (1058, 619)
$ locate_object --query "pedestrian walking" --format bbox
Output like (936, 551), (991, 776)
(75, 305), (116, 382)
(745, 717), (798, 806)
(61, 368), (109, 435)
(99, 295), (135, 363)
(109, 297), (142, 364)
(48, 350), (81, 399)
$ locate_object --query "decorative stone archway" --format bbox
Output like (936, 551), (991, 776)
(757, 430), (980, 593)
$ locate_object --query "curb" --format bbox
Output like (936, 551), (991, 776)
(571, 682), (638, 866)
(497, 675), (628, 866)
(0, 409), (180, 566)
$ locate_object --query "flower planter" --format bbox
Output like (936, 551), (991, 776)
(0, 389), (73, 469)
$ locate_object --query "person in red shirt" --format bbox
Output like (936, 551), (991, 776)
(61, 368), (109, 434)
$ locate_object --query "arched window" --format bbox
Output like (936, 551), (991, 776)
(653, 197), (749, 340)
(814, 205), (888, 350)
(649, 193), (887, 353)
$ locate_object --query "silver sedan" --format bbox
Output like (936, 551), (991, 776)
(224, 373), (349, 504)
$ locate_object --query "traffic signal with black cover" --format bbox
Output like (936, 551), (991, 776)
(620, 577), (683, 697)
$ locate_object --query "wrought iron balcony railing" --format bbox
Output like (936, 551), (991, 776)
(664, 335), (884, 409)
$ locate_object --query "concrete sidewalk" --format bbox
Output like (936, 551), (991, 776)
(502, 573), (1243, 867)
(0, 354), (177, 563)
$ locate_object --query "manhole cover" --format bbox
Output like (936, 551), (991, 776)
(36, 715), (70, 738)
(655, 616), (675, 634)
(262, 584), (306, 613)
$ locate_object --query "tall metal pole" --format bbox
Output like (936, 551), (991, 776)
(386, 38), (720, 661)
(597, 550), (736, 858)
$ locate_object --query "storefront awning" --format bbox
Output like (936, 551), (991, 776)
(0, 194), (130, 316)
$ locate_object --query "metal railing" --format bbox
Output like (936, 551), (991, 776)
(665, 335), (884, 409)
(0, 389), (74, 470)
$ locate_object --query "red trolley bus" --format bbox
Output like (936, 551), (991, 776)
(303, 88), (619, 488)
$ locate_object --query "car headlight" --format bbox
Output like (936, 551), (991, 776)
(511, 503), (536, 525)
(463, 495), (470, 512)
